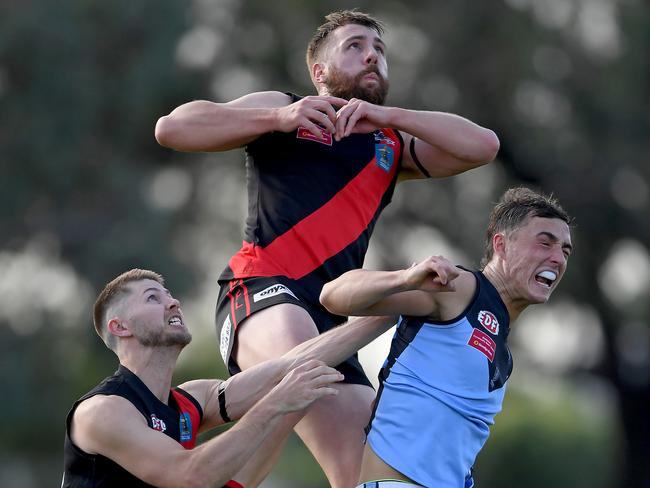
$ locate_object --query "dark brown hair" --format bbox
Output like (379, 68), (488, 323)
(306, 10), (385, 68)
(481, 187), (572, 267)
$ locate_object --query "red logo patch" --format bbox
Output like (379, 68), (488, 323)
(467, 328), (496, 362)
(297, 126), (333, 145)
(478, 310), (499, 335)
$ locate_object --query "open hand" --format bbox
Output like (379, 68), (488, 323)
(269, 360), (343, 413)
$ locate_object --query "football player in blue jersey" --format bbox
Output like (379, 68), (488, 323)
(320, 187), (573, 488)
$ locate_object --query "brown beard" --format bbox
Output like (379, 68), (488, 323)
(136, 324), (192, 348)
(325, 65), (389, 105)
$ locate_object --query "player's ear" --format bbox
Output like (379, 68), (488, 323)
(492, 233), (506, 258)
(107, 317), (132, 338)
(312, 62), (326, 84)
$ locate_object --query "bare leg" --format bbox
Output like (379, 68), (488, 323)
(229, 304), (374, 488)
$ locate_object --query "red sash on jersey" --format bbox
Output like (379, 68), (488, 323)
(171, 389), (202, 449)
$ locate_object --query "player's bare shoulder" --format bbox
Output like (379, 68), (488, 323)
(71, 395), (143, 453)
(435, 267), (478, 321)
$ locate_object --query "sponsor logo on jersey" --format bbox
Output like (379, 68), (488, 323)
(467, 328), (496, 362)
(220, 315), (232, 364)
(179, 412), (192, 442)
(253, 284), (298, 302)
(150, 414), (166, 432)
(477, 310), (499, 335)
(297, 126), (333, 145)
(375, 144), (394, 172)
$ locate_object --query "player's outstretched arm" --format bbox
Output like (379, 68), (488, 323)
(182, 317), (395, 431)
(155, 92), (348, 152)
(70, 362), (341, 488)
(282, 315), (396, 370)
(179, 358), (323, 430)
(320, 255), (460, 317)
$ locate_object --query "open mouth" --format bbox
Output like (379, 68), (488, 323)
(535, 270), (557, 288)
(168, 316), (184, 328)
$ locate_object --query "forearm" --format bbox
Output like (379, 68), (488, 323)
(320, 269), (407, 316)
(388, 107), (499, 164)
(155, 101), (279, 152)
(284, 315), (395, 368)
(222, 359), (291, 421)
(181, 398), (285, 488)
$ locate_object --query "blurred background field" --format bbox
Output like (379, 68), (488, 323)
(0, 0), (648, 486)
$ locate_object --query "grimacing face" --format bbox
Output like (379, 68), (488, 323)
(500, 216), (572, 305)
(119, 279), (191, 348)
(319, 23), (389, 105)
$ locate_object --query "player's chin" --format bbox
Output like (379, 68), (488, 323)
(533, 291), (554, 305)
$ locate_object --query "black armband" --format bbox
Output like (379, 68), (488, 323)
(217, 381), (232, 423)
(410, 137), (431, 178)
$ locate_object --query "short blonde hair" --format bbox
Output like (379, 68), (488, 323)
(93, 269), (164, 348)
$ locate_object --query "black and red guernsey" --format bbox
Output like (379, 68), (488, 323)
(62, 365), (203, 487)
(219, 93), (405, 306)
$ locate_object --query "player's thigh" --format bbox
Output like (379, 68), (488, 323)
(234, 303), (320, 369)
(295, 382), (376, 459)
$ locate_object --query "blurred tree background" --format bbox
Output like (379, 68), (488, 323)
(1, 0), (648, 486)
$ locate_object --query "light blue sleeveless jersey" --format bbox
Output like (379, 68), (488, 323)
(366, 269), (512, 487)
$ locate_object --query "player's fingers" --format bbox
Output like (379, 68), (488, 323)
(303, 120), (326, 138)
(313, 371), (345, 386)
(315, 110), (336, 133)
(320, 95), (349, 107)
(312, 386), (339, 399)
(334, 107), (352, 141)
(343, 105), (364, 137)
(305, 363), (341, 379)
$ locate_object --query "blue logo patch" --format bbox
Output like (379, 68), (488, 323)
(375, 144), (394, 172)
(179, 412), (192, 442)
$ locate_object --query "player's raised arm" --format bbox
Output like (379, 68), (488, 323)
(320, 255), (462, 317)
(155, 92), (348, 152)
(332, 98), (499, 179)
(396, 109), (500, 180)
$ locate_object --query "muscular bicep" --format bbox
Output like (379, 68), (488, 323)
(156, 91), (292, 152)
(400, 134), (480, 180)
(350, 289), (438, 317)
(71, 395), (190, 486)
(224, 91), (292, 109)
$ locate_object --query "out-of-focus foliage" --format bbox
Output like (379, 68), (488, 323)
(1, 0), (648, 486)
(475, 385), (622, 487)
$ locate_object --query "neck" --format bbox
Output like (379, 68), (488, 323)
(482, 263), (527, 323)
(118, 345), (181, 403)
(317, 85), (331, 97)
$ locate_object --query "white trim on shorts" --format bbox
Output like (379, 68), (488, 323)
(355, 482), (423, 488)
